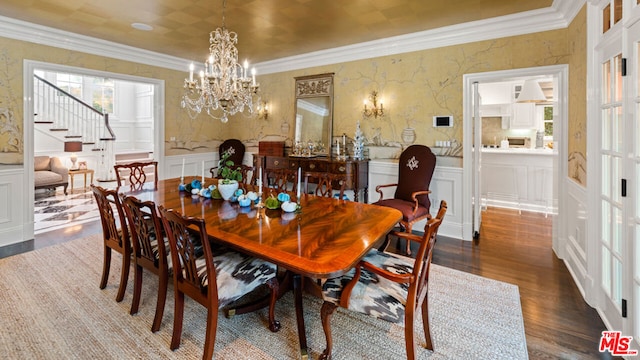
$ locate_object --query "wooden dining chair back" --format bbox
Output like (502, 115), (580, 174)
(90, 184), (131, 303)
(304, 171), (346, 199)
(267, 168), (298, 194)
(121, 194), (171, 333)
(373, 145), (436, 254)
(158, 206), (280, 359)
(319, 201), (447, 360)
(210, 139), (253, 183)
(114, 161), (158, 191)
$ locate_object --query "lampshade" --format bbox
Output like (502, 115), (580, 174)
(64, 141), (82, 152)
(516, 79), (546, 103)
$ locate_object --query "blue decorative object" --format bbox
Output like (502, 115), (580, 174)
(191, 179), (202, 190)
(178, 183), (186, 191)
(333, 193), (350, 201)
(202, 188), (212, 198)
(238, 196), (251, 207)
(277, 192), (290, 203)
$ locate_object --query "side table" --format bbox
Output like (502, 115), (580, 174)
(69, 168), (95, 192)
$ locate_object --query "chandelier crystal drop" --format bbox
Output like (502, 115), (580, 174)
(181, 0), (259, 123)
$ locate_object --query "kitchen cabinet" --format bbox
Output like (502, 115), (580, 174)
(479, 83), (511, 105)
(479, 83), (512, 119)
(510, 103), (537, 129)
(480, 149), (554, 214)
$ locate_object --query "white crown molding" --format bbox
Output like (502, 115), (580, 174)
(0, 14), (189, 72)
(0, 0), (585, 75)
(257, 1), (585, 74)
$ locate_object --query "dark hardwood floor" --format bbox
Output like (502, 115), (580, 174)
(400, 207), (612, 360)
(7, 206), (615, 358)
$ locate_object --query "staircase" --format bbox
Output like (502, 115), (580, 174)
(33, 74), (116, 180)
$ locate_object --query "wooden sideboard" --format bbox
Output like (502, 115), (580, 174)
(254, 155), (369, 203)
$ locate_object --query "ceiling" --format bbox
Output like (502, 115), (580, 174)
(0, 0), (553, 64)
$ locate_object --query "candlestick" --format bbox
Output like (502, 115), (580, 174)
(251, 68), (256, 86)
(343, 134), (346, 149)
(181, 158), (185, 180)
(201, 160), (205, 183)
(296, 167), (301, 201)
(189, 63), (194, 82)
(336, 140), (340, 156)
(258, 167), (263, 194)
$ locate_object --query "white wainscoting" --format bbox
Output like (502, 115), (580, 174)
(561, 178), (590, 300)
(0, 166), (29, 247)
(368, 159), (464, 240)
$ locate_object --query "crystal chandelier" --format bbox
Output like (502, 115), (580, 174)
(181, 0), (259, 123)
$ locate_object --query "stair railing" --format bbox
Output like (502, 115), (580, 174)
(34, 74), (116, 180)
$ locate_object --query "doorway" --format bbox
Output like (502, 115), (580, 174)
(462, 65), (568, 254)
(24, 60), (165, 238)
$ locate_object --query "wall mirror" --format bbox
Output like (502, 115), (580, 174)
(294, 73), (333, 156)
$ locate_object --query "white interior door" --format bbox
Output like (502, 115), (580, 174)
(599, 40), (625, 333)
(472, 82), (482, 239)
(629, 18), (640, 346)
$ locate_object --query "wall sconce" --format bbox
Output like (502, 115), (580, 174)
(363, 91), (384, 118)
(257, 101), (269, 120)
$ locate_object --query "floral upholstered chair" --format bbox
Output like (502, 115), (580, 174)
(158, 206), (280, 359)
(319, 201), (447, 360)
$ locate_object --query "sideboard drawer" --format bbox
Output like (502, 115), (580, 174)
(265, 156), (288, 169)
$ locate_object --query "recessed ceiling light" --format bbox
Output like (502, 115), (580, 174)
(131, 23), (153, 31)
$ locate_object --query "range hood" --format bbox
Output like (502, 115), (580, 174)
(516, 79), (546, 103)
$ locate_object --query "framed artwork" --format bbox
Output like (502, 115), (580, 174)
(78, 161), (87, 170)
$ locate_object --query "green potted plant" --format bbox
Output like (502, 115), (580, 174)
(217, 150), (242, 200)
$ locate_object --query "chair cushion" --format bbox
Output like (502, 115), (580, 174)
(34, 171), (63, 186)
(373, 198), (430, 222)
(193, 248), (277, 308)
(322, 250), (414, 323)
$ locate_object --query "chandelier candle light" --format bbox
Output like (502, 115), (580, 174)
(181, 0), (259, 123)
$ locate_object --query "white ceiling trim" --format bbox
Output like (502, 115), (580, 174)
(0, 0), (585, 75)
(0, 15), (188, 72)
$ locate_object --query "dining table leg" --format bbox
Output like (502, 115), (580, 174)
(292, 273), (309, 360)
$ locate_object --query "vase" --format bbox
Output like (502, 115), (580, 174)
(217, 180), (239, 201)
(402, 127), (416, 146)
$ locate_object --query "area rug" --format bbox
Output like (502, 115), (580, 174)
(0, 234), (528, 359)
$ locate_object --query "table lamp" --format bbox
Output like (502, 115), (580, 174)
(64, 141), (83, 170)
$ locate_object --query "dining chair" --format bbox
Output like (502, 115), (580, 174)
(304, 171), (346, 199)
(90, 184), (132, 303)
(121, 194), (171, 333)
(319, 201), (447, 360)
(210, 139), (253, 182)
(158, 206), (280, 359)
(267, 168), (298, 194)
(373, 145), (436, 254)
(114, 161), (158, 191)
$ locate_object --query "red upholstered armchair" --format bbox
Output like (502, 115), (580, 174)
(373, 145), (436, 254)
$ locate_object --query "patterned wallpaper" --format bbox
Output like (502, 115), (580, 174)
(0, 7), (587, 186)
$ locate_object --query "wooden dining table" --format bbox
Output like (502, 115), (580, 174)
(120, 177), (402, 359)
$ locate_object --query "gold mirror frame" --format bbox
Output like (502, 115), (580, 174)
(294, 73), (334, 156)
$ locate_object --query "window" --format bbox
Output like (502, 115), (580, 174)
(55, 73), (82, 98)
(91, 77), (114, 114)
(543, 105), (553, 138)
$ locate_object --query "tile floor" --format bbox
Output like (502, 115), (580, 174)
(34, 182), (116, 235)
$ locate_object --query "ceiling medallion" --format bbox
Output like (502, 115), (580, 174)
(181, 0), (259, 123)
